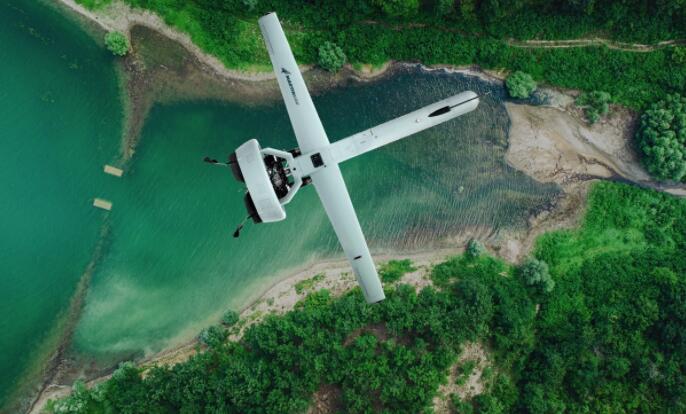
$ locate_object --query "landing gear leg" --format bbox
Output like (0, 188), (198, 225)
(232, 215), (250, 238)
(203, 156), (228, 166)
(204, 154), (244, 183)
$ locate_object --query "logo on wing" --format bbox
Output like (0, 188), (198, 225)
(281, 68), (300, 105)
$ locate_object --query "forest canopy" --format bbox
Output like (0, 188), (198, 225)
(48, 182), (686, 413)
(77, 0), (686, 109)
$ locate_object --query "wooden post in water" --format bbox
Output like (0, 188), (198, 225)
(93, 198), (112, 211)
(104, 165), (123, 177)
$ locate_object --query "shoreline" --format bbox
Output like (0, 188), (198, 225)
(53, 0), (280, 82)
(52, 0), (395, 85)
(137, 248), (457, 366)
(52, 0), (479, 87)
(28, 248), (460, 413)
(25, 2), (686, 412)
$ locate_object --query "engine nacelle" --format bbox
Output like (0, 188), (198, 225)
(234, 139), (286, 223)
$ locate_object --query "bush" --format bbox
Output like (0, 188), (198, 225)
(435, 0), (454, 15)
(505, 71), (537, 99)
(48, 380), (90, 413)
(466, 239), (485, 258)
(294, 273), (325, 294)
(635, 93), (686, 182)
(374, 0), (420, 17)
(379, 259), (416, 283)
(222, 310), (239, 326)
(672, 47), (686, 65)
(198, 325), (227, 347)
(104, 31), (129, 56)
(519, 257), (555, 293)
(317, 41), (346, 72)
(76, 0), (112, 9)
(241, 0), (258, 10)
(452, 395), (475, 413)
(576, 91), (612, 124)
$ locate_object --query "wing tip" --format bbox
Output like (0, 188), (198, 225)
(258, 11), (278, 24)
(365, 292), (386, 304)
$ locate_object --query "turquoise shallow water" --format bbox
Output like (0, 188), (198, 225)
(0, 0), (122, 405)
(73, 67), (559, 361)
(0, 0), (560, 406)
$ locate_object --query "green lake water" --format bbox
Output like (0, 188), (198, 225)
(0, 0), (560, 407)
(0, 0), (122, 406)
(73, 68), (559, 361)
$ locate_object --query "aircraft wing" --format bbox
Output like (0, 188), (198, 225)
(260, 12), (383, 303)
(258, 13), (330, 153)
(311, 165), (385, 304)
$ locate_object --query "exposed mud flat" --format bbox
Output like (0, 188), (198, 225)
(506, 94), (686, 196)
(507, 104), (643, 184)
(496, 93), (686, 263)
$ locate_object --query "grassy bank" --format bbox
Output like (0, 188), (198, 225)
(78, 0), (686, 109)
(47, 181), (686, 413)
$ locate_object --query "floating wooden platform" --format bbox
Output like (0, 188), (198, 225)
(93, 198), (112, 211)
(104, 165), (123, 177)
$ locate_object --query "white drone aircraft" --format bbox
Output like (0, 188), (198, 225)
(206, 12), (481, 304)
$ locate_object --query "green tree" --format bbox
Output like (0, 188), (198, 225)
(466, 239), (485, 258)
(103, 362), (147, 411)
(198, 325), (227, 347)
(104, 31), (129, 56)
(452, 395), (474, 413)
(519, 257), (555, 293)
(317, 41), (346, 72)
(576, 91), (612, 124)
(373, 0), (420, 17)
(379, 259), (416, 283)
(564, 0), (597, 14)
(505, 71), (537, 99)
(241, 0), (258, 10)
(46, 181), (686, 414)
(635, 93), (686, 181)
(222, 309), (240, 326)
(672, 47), (686, 65)
(435, 0), (455, 15)
(48, 380), (92, 413)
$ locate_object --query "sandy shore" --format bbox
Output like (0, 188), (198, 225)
(29, 248), (454, 413)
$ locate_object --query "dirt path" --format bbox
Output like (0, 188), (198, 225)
(361, 19), (685, 53)
(506, 38), (685, 52)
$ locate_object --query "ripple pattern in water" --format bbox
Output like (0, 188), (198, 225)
(73, 66), (560, 361)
